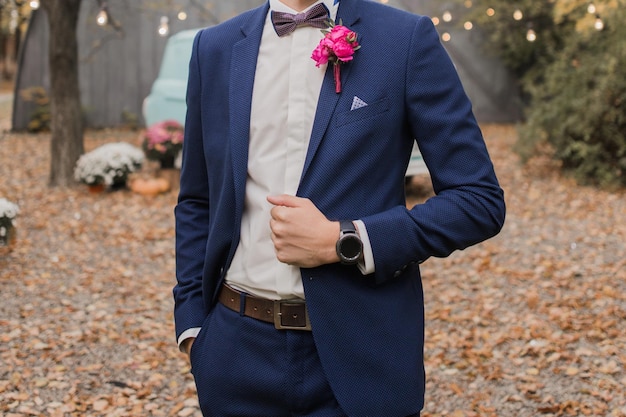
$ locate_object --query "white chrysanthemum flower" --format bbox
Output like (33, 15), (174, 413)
(74, 142), (144, 186)
(0, 198), (19, 236)
(0, 198), (20, 219)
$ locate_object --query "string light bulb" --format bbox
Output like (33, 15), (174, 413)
(442, 11), (452, 22)
(464, 21), (473, 30)
(96, 8), (108, 26)
(158, 16), (169, 37)
(29, 0), (40, 9)
(587, 3), (596, 14)
(594, 15), (604, 31)
(526, 28), (536, 42)
(177, 10), (188, 21)
(486, 8), (495, 17)
(513, 8), (523, 21)
(441, 32), (451, 42)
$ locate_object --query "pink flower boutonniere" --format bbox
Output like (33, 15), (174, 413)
(311, 20), (361, 93)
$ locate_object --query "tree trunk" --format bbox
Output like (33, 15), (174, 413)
(41, 0), (84, 187)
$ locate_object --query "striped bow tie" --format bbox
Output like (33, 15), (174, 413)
(271, 3), (329, 37)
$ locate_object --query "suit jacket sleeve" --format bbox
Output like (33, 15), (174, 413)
(173, 30), (210, 340)
(362, 16), (505, 285)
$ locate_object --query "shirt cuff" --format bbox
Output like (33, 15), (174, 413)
(177, 327), (201, 352)
(353, 219), (375, 275)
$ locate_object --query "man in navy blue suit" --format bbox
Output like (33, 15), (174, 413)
(173, 0), (506, 415)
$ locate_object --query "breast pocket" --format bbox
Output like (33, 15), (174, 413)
(334, 97), (390, 128)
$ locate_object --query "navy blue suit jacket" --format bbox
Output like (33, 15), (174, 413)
(174, 0), (505, 415)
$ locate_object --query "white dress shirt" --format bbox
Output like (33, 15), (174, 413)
(226, 0), (339, 301)
(178, 0), (374, 347)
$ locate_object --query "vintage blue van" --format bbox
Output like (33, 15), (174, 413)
(142, 29), (428, 177)
(143, 28), (200, 127)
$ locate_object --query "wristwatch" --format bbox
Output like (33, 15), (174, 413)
(336, 220), (363, 265)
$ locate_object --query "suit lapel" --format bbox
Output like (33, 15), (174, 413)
(227, 0), (362, 194)
(229, 4), (268, 221)
(300, 0), (361, 183)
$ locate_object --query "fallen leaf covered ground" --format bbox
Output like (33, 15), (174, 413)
(1, 109), (625, 416)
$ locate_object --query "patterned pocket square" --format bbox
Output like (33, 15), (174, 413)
(350, 96), (368, 111)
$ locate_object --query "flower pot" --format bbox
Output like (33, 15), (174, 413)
(88, 183), (106, 194)
(159, 155), (176, 169)
(0, 224), (16, 249)
(110, 179), (128, 191)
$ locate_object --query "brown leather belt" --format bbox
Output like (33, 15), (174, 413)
(218, 284), (312, 331)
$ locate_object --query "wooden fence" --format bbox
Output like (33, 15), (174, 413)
(11, 0), (521, 131)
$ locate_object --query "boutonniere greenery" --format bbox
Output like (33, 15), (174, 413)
(311, 19), (360, 93)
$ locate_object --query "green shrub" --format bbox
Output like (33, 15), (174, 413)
(20, 86), (51, 133)
(518, 7), (626, 187)
(463, 1), (565, 80)
(459, 0), (625, 187)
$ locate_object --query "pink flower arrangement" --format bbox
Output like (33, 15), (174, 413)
(311, 20), (361, 93)
(142, 120), (184, 165)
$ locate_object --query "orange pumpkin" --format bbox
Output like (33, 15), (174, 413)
(130, 177), (170, 195)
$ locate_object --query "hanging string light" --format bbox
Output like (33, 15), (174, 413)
(429, 1), (606, 50)
(29, 0), (40, 9)
(594, 15), (604, 31)
(177, 10), (188, 21)
(526, 23), (537, 42)
(96, 4), (108, 26)
(93, 0), (124, 34)
(158, 16), (170, 37)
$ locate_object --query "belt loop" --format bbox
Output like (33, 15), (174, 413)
(238, 291), (246, 317)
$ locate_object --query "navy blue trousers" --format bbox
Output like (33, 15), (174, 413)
(189, 302), (345, 416)
(189, 302), (421, 417)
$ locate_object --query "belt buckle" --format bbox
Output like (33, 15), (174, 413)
(273, 300), (312, 331)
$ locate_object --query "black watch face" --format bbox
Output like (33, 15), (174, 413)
(341, 235), (362, 259)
